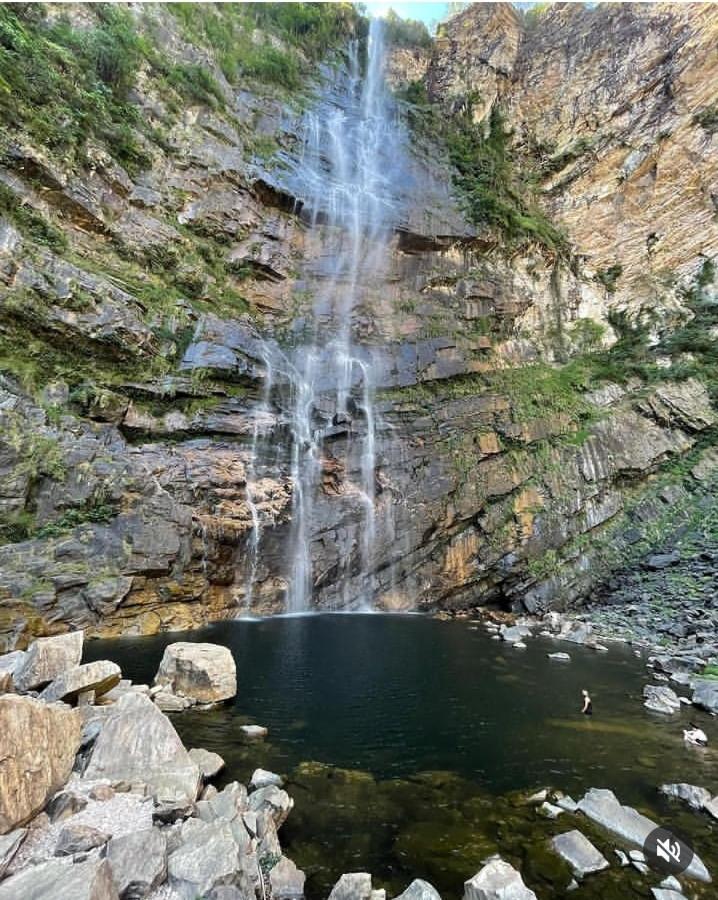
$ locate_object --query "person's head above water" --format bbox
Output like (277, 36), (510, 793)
(582, 689), (589, 697)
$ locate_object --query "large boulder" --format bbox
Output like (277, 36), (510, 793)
(659, 783), (712, 811)
(106, 827), (167, 899)
(577, 788), (711, 882)
(83, 693), (200, 807)
(393, 880), (442, 900)
(167, 819), (240, 900)
(153, 643), (237, 706)
(13, 632), (83, 692)
(643, 685), (681, 714)
(188, 747), (225, 780)
(463, 859), (537, 900)
(0, 695), (81, 834)
(250, 768), (283, 790)
(692, 679), (718, 714)
(247, 785), (293, 828)
(0, 651), (26, 693)
(269, 855), (306, 900)
(40, 660), (122, 704)
(0, 856), (118, 899)
(328, 873), (373, 900)
(550, 830), (609, 877)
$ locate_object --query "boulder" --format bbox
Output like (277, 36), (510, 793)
(643, 685), (681, 714)
(393, 880), (442, 900)
(106, 827), (167, 899)
(248, 785), (293, 828)
(0, 856), (119, 899)
(0, 827), (26, 878)
(153, 643), (236, 706)
(40, 661), (122, 704)
(250, 768), (283, 790)
(167, 819), (240, 900)
(547, 653), (571, 662)
(0, 695), (81, 834)
(659, 783), (712, 811)
(55, 823), (111, 856)
(463, 858), (537, 900)
(46, 788), (89, 822)
(328, 873), (373, 900)
(651, 891), (687, 900)
(83, 693), (200, 808)
(0, 651), (26, 693)
(550, 830), (609, 877)
(188, 747), (225, 780)
(14, 631), (83, 692)
(692, 679), (718, 714)
(269, 855), (306, 900)
(500, 625), (531, 644)
(240, 724), (267, 738)
(577, 788), (711, 882)
(558, 622), (594, 645)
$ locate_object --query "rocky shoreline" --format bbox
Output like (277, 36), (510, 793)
(1, 628), (717, 900)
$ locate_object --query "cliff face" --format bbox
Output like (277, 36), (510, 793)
(1, 3), (718, 648)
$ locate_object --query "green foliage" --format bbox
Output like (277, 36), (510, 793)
(0, 4), (150, 172)
(0, 182), (67, 251)
(568, 318), (606, 354)
(382, 9), (432, 49)
(693, 104), (718, 134)
(34, 493), (117, 539)
(594, 263), (623, 293)
(165, 63), (225, 109)
(701, 664), (718, 680)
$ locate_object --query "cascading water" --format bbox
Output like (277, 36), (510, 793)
(240, 18), (407, 614)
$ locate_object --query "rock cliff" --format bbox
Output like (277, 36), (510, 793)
(1, 3), (717, 647)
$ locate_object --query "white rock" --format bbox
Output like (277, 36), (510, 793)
(188, 748), (225, 780)
(551, 830), (609, 877)
(0, 855), (118, 900)
(540, 802), (564, 819)
(240, 724), (267, 738)
(250, 768), (283, 790)
(269, 855), (306, 900)
(328, 873), (373, 900)
(393, 880), (442, 900)
(547, 653), (571, 662)
(14, 632), (83, 692)
(463, 858), (537, 900)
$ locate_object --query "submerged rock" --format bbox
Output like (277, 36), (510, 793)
(463, 858), (537, 900)
(153, 642), (237, 707)
(550, 829), (609, 877)
(0, 695), (81, 834)
(13, 632), (83, 692)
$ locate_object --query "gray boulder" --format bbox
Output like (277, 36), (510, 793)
(46, 788), (89, 822)
(0, 856), (118, 899)
(0, 828), (26, 878)
(500, 625), (532, 644)
(704, 796), (718, 820)
(577, 788), (711, 882)
(558, 622), (594, 646)
(269, 855), (306, 900)
(328, 873), (373, 900)
(643, 685), (681, 714)
(550, 830), (609, 877)
(393, 879), (442, 900)
(188, 747), (225, 780)
(167, 819), (240, 900)
(250, 768), (283, 790)
(14, 632), (84, 692)
(0, 651), (26, 693)
(40, 660), (121, 704)
(463, 858), (537, 900)
(659, 783), (712, 811)
(106, 827), (167, 899)
(692, 679), (718, 714)
(153, 642), (236, 706)
(55, 823), (110, 856)
(651, 891), (687, 900)
(83, 693), (200, 807)
(240, 724), (267, 738)
(248, 785), (293, 828)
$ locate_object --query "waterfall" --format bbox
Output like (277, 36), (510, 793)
(242, 18), (406, 613)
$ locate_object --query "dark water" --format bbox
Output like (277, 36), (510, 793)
(85, 615), (718, 899)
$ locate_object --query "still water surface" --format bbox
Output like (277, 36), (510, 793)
(85, 614), (718, 899)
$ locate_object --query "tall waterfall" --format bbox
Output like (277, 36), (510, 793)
(285, 19), (404, 612)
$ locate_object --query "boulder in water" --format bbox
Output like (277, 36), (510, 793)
(550, 829), (609, 877)
(328, 873), (373, 900)
(392, 880), (442, 900)
(269, 855), (306, 900)
(692, 678), (718, 714)
(189, 747), (225, 780)
(643, 684), (681, 714)
(659, 783), (712, 811)
(463, 858), (537, 900)
(153, 642), (236, 706)
(250, 768), (283, 790)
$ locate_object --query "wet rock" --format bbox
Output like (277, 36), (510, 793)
(248, 785), (293, 828)
(188, 748), (225, 780)
(547, 653), (571, 662)
(167, 819), (240, 900)
(106, 827), (167, 899)
(499, 624), (531, 644)
(46, 788), (88, 822)
(659, 783), (712, 811)
(463, 858), (537, 900)
(14, 631), (83, 692)
(55, 822), (110, 856)
(550, 829), (609, 877)
(558, 622), (594, 646)
(692, 679), (718, 714)
(0, 651), (26, 693)
(269, 855), (306, 900)
(643, 685), (681, 714)
(0, 695), (81, 833)
(393, 880), (442, 900)
(0, 827), (26, 878)
(576, 788), (711, 882)
(0, 855), (119, 900)
(704, 796), (718, 820)
(328, 873), (373, 900)
(540, 802), (564, 819)
(40, 660), (121, 704)
(240, 724), (267, 738)
(556, 796), (578, 813)
(153, 642), (237, 706)
(83, 693), (200, 808)
(250, 768), (283, 790)
(650, 889), (686, 900)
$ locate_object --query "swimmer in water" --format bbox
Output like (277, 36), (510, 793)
(581, 689), (593, 715)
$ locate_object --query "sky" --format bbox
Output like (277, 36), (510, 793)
(363, 2), (452, 27)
